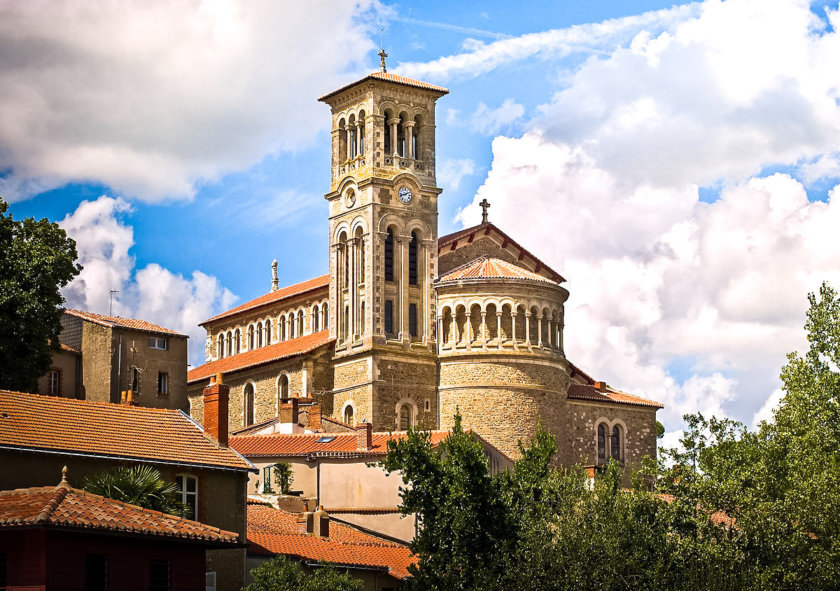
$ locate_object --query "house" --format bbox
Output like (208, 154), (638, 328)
(0, 468), (240, 591)
(0, 388), (255, 591)
(247, 500), (414, 591)
(38, 309), (189, 411)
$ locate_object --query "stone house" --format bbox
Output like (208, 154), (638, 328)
(0, 388), (255, 591)
(187, 61), (663, 471)
(37, 309), (189, 411)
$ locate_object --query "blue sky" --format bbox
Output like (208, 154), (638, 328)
(4, 0), (840, 439)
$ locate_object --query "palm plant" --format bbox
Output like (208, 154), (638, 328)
(82, 465), (190, 517)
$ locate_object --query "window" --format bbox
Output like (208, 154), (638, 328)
(131, 367), (140, 393)
(278, 375), (289, 400)
(424, 399), (431, 412)
(256, 322), (263, 348)
(611, 425), (622, 460)
(409, 304), (418, 338)
(176, 475), (197, 519)
(217, 335), (225, 358)
(148, 336), (168, 350)
(385, 300), (394, 336)
(298, 311), (305, 335)
(262, 466), (273, 493)
(48, 369), (60, 395)
(597, 424), (606, 461)
(316, 436), (336, 443)
(265, 319), (272, 345)
(399, 404), (413, 430)
(384, 228), (394, 281)
(321, 303), (329, 331)
(85, 554), (108, 591)
(289, 314), (296, 339)
(279, 316), (286, 341)
(409, 231), (419, 285)
(313, 308), (320, 332)
(227, 332), (233, 356)
(248, 325), (255, 350)
(157, 372), (169, 396)
(344, 405), (354, 425)
(148, 560), (170, 591)
(244, 384), (255, 426)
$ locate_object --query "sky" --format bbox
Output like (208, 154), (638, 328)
(4, 0), (840, 443)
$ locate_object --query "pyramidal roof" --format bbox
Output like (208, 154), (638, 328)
(318, 70), (449, 102)
(437, 256), (558, 285)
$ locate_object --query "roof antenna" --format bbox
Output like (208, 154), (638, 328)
(109, 289), (119, 316)
(378, 26), (387, 73)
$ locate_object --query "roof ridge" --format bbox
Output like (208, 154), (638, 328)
(35, 482), (69, 524)
(0, 390), (182, 414)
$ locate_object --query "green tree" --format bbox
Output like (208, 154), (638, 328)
(0, 198), (81, 392)
(273, 462), (294, 494)
(243, 556), (362, 591)
(82, 465), (189, 517)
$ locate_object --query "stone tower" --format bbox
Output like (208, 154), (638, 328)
(318, 56), (448, 430)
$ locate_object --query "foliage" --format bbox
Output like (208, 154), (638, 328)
(0, 198), (82, 392)
(82, 465), (189, 517)
(273, 462), (294, 494)
(242, 556), (362, 591)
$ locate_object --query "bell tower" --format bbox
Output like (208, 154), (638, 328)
(318, 54), (448, 431)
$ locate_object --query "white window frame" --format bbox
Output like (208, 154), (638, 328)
(176, 474), (198, 519)
(149, 336), (168, 350)
(48, 369), (60, 395)
(158, 371), (169, 396)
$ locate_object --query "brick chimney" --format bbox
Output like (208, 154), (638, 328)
(203, 373), (229, 447)
(594, 381), (608, 392)
(277, 398), (299, 425)
(309, 404), (322, 431)
(356, 422), (372, 451)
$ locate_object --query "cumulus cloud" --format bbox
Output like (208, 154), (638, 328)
(60, 196), (236, 365)
(469, 99), (525, 135)
(0, 0), (377, 202)
(438, 158), (476, 192)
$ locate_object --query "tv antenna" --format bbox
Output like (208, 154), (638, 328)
(109, 290), (119, 316)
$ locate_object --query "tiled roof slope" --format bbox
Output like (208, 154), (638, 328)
(438, 222), (564, 283)
(319, 71), (449, 102)
(0, 479), (239, 544)
(231, 430), (450, 458)
(202, 275), (329, 326)
(187, 331), (334, 384)
(248, 503), (415, 580)
(64, 309), (185, 337)
(567, 383), (663, 409)
(0, 390), (253, 471)
(437, 256), (558, 284)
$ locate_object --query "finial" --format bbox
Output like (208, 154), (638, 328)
(479, 198), (491, 224)
(378, 48), (388, 73)
(271, 259), (279, 292)
(61, 465), (69, 484)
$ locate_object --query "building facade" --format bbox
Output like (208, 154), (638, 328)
(187, 63), (663, 467)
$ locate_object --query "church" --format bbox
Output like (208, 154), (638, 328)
(186, 55), (662, 467)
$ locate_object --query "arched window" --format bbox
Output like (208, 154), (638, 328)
(312, 306), (320, 332)
(360, 301), (366, 333)
(244, 384), (255, 426)
(597, 424), (606, 461)
(358, 110), (365, 155)
(384, 228), (394, 282)
(289, 314), (295, 339)
(247, 325), (254, 350)
(277, 375), (289, 401)
(234, 329), (241, 354)
(413, 115), (421, 157)
(398, 404), (413, 430)
(256, 322), (263, 348)
(227, 331), (232, 356)
(217, 334), (225, 358)
(339, 232), (348, 288)
(321, 303), (329, 331)
(409, 231), (419, 285)
(279, 315), (286, 341)
(344, 405), (354, 426)
(265, 319), (272, 345)
(298, 310), (305, 335)
(611, 425), (621, 460)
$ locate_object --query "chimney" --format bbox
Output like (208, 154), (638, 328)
(594, 381), (608, 392)
(356, 422), (372, 451)
(277, 397), (299, 425)
(308, 404), (322, 431)
(313, 506), (330, 537)
(203, 373), (229, 447)
(120, 390), (138, 406)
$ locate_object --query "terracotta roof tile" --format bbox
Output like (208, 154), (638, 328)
(0, 480), (239, 544)
(247, 503), (415, 579)
(318, 71), (448, 102)
(202, 275), (329, 326)
(231, 430), (450, 459)
(438, 256), (558, 284)
(0, 390), (254, 471)
(437, 222), (564, 283)
(567, 383), (663, 409)
(187, 331), (334, 384)
(64, 309), (185, 337)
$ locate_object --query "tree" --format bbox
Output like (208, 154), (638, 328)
(0, 198), (81, 391)
(82, 465), (189, 517)
(243, 556), (362, 591)
(273, 462), (294, 494)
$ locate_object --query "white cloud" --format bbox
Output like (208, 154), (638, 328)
(0, 0), (377, 202)
(752, 387), (784, 428)
(469, 99), (525, 135)
(60, 196), (236, 365)
(438, 158), (476, 192)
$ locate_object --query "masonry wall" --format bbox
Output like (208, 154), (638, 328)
(113, 328), (189, 411)
(370, 350), (438, 431)
(79, 321), (115, 403)
(37, 349), (81, 398)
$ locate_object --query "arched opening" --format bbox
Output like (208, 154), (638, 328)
(289, 313), (296, 339)
(217, 334), (225, 358)
(344, 405), (354, 426)
(244, 384), (255, 427)
(312, 306), (320, 332)
(297, 310), (305, 335)
(469, 304), (482, 345)
(279, 315), (286, 341)
(348, 114), (357, 159)
(321, 302), (329, 331)
(265, 319), (272, 345)
(597, 423), (606, 461)
(441, 307), (453, 347)
(529, 306), (540, 344)
(501, 304), (513, 342)
(358, 110), (366, 155)
(277, 375), (289, 404)
(611, 425), (622, 460)
(227, 331), (233, 356)
(355, 226), (365, 286)
(234, 329), (241, 354)
(398, 404), (413, 430)
(408, 303), (418, 339)
(408, 231), (419, 285)
(397, 112), (408, 157)
(247, 325), (255, 351)
(384, 228), (395, 282)
(361, 301), (366, 335)
(455, 305), (467, 345)
(383, 108), (394, 154)
(515, 306), (527, 341)
(337, 118), (347, 162)
(486, 303), (498, 341)
(413, 114), (422, 158)
(256, 322), (263, 348)
(339, 231), (349, 289)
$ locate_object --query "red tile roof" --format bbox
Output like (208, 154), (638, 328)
(231, 430), (450, 459)
(247, 503), (415, 579)
(318, 71), (449, 102)
(438, 256), (558, 284)
(63, 309), (185, 337)
(0, 390), (254, 472)
(202, 275), (329, 326)
(437, 222), (564, 283)
(567, 383), (664, 409)
(187, 331), (334, 384)
(0, 477), (239, 544)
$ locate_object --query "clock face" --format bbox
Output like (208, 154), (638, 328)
(398, 187), (413, 204)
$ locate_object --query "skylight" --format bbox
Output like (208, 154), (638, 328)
(316, 436), (336, 443)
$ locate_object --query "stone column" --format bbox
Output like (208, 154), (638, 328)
(481, 311), (487, 348)
(399, 236), (407, 341)
(356, 119), (363, 157)
(404, 121), (415, 159)
(511, 312), (517, 348)
(537, 315), (543, 348)
(525, 312), (531, 346)
(388, 118), (400, 159)
(437, 316), (444, 352)
(349, 238), (356, 342)
(345, 127), (352, 161)
(496, 312), (503, 349)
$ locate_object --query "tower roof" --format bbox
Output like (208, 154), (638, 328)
(437, 256), (558, 285)
(318, 71), (449, 103)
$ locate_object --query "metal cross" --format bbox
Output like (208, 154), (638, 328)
(480, 198), (491, 224)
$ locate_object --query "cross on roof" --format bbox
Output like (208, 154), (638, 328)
(378, 49), (388, 73)
(480, 198), (491, 224)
